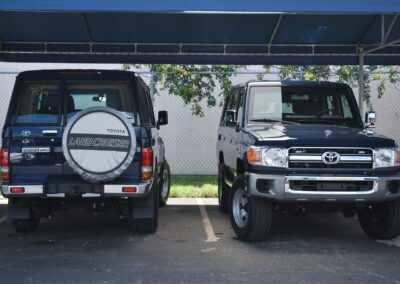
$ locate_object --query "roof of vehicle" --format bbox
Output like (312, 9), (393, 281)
(17, 69), (136, 78)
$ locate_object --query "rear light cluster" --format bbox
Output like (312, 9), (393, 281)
(141, 147), (153, 180)
(122, 186), (137, 193)
(10, 187), (24, 193)
(0, 148), (9, 181)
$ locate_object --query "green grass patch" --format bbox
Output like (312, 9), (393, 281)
(170, 175), (218, 198)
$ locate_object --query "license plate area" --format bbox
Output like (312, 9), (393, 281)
(22, 147), (51, 153)
(289, 180), (374, 192)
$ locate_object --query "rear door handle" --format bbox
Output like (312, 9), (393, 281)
(42, 130), (58, 136)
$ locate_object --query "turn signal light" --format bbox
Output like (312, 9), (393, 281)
(10, 187), (24, 193)
(396, 149), (400, 164)
(122, 187), (137, 193)
(247, 146), (261, 165)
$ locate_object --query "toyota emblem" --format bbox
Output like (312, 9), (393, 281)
(22, 130), (31, 137)
(322, 151), (340, 165)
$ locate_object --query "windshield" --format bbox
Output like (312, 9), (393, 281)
(247, 85), (362, 127)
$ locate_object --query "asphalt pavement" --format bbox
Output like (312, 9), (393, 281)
(0, 198), (399, 284)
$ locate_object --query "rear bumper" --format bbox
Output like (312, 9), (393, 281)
(246, 172), (400, 202)
(1, 180), (152, 199)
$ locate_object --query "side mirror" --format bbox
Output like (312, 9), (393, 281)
(226, 110), (237, 127)
(157, 111), (168, 127)
(365, 111), (376, 128)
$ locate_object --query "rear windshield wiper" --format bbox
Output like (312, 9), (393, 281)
(249, 118), (299, 125)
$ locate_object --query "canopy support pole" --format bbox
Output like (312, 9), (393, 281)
(358, 50), (364, 115)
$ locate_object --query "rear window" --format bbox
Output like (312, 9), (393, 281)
(14, 80), (138, 124)
(15, 81), (60, 124)
(66, 82), (137, 122)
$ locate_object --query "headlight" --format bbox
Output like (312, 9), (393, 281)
(247, 146), (288, 168)
(374, 148), (400, 168)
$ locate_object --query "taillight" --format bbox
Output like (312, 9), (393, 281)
(141, 147), (153, 180)
(0, 148), (9, 181)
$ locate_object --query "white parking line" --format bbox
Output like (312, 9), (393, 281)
(0, 216), (7, 224)
(377, 236), (400, 248)
(196, 198), (219, 242)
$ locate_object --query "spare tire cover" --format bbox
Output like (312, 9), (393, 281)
(63, 106), (136, 182)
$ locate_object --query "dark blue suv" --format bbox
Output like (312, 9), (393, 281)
(1, 70), (171, 233)
(217, 81), (400, 241)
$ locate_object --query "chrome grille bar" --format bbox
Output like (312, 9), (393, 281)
(288, 147), (373, 169)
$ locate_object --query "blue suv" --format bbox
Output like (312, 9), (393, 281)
(1, 70), (171, 233)
(217, 81), (400, 241)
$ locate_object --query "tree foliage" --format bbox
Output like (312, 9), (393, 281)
(259, 65), (400, 110)
(123, 64), (242, 116)
(123, 64), (399, 115)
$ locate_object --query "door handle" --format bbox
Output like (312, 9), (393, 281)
(42, 130), (58, 136)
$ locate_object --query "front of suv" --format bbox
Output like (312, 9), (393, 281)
(225, 81), (400, 241)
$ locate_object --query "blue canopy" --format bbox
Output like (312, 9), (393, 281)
(0, 0), (399, 64)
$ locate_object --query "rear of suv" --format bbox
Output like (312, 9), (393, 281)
(1, 70), (171, 233)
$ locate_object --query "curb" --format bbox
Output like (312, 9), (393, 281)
(167, 198), (218, 206)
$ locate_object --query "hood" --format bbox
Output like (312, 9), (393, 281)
(246, 124), (396, 148)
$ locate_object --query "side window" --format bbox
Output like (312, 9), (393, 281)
(223, 93), (234, 126)
(143, 86), (156, 126)
(340, 95), (353, 119)
(237, 89), (245, 125)
(225, 90), (240, 127)
(135, 79), (152, 126)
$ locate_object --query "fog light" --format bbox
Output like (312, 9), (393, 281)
(256, 180), (271, 193)
(388, 181), (399, 194)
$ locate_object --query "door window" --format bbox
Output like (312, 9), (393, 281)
(15, 81), (60, 124)
(66, 82), (137, 123)
(236, 90), (245, 125)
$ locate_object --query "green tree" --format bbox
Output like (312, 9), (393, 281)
(123, 64), (399, 115)
(123, 64), (243, 116)
(259, 65), (400, 110)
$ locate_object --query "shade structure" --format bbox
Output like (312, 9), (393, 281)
(0, 0), (399, 64)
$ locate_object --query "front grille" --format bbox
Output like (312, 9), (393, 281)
(288, 148), (373, 169)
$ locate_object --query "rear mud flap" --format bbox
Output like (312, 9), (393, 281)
(130, 184), (156, 219)
(8, 206), (30, 219)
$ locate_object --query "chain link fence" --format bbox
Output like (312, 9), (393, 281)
(1, 70), (399, 175)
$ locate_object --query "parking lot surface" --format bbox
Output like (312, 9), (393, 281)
(0, 198), (399, 283)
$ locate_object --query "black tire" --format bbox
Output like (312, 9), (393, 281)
(229, 175), (272, 242)
(357, 199), (400, 240)
(11, 211), (40, 233)
(159, 160), (171, 207)
(132, 185), (159, 234)
(218, 163), (229, 213)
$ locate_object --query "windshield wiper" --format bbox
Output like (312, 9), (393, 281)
(249, 118), (299, 125)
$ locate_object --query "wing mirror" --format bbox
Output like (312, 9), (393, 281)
(365, 111), (376, 128)
(157, 111), (168, 128)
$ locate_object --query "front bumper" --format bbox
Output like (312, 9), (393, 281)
(1, 180), (152, 199)
(246, 172), (400, 202)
